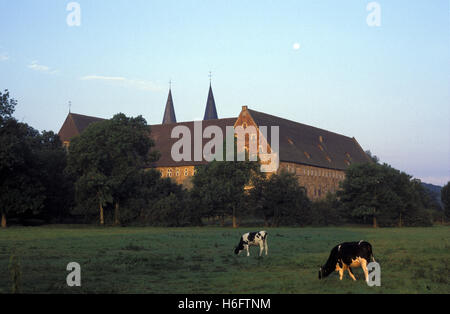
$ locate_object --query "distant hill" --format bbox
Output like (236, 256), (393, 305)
(421, 182), (443, 210)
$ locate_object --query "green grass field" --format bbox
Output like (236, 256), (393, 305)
(0, 225), (448, 294)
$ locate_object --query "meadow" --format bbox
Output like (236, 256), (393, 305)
(0, 225), (448, 294)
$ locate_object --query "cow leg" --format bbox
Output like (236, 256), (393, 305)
(360, 258), (369, 283)
(246, 245), (250, 257)
(264, 239), (268, 256)
(259, 242), (264, 256)
(347, 268), (357, 281)
(338, 267), (344, 280)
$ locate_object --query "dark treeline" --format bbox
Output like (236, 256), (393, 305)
(0, 90), (72, 227)
(1, 90), (448, 228)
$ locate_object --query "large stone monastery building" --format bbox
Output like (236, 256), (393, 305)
(58, 84), (371, 200)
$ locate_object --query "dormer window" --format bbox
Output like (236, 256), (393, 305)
(304, 152), (311, 159)
(319, 136), (324, 143)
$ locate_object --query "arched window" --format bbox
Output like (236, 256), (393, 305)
(167, 169), (173, 177)
(184, 168), (189, 176)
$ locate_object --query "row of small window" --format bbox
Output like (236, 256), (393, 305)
(161, 168), (193, 178)
(285, 166), (345, 179)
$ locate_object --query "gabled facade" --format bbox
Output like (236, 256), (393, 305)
(234, 106), (372, 199)
(58, 112), (105, 148)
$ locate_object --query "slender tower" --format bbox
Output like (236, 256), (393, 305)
(203, 72), (218, 120)
(162, 82), (177, 124)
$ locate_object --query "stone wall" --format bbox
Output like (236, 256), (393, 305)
(279, 162), (345, 200)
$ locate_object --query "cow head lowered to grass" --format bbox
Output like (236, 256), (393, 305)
(234, 231), (268, 256)
(319, 241), (376, 282)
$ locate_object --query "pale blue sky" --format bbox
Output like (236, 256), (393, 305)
(0, 0), (449, 185)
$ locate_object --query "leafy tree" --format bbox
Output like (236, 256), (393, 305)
(191, 159), (259, 227)
(0, 104), (45, 227)
(249, 170), (311, 227)
(310, 193), (342, 226)
(365, 150), (380, 164)
(0, 89), (16, 126)
(66, 113), (158, 225)
(34, 131), (73, 223)
(118, 169), (196, 226)
(442, 182), (450, 221)
(338, 163), (433, 227)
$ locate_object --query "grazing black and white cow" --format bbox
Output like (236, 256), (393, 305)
(319, 240), (375, 282)
(234, 231), (268, 256)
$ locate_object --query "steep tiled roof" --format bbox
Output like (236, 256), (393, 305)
(58, 113), (105, 142)
(247, 109), (371, 170)
(57, 108), (370, 171)
(150, 118), (237, 167)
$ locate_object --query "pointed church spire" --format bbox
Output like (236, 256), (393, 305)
(203, 80), (218, 121)
(162, 87), (177, 124)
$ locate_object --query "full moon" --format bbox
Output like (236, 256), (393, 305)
(293, 43), (301, 50)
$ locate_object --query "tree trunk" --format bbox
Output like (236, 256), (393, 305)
(399, 213), (403, 228)
(114, 202), (120, 226)
(99, 202), (104, 225)
(373, 216), (377, 228)
(1, 213), (6, 228)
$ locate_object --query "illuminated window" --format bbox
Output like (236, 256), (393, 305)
(167, 169), (173, 177)
(304, 152), (311, 159)
(288, 138), (294, 145)
(319, 136), (324, 143)
(176, 169), (180, 177)
(184, 168), (189, 176)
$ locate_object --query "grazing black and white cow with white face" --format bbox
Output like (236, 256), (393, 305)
(234, 231), (268, 256)
(319, 241), (375, 282)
